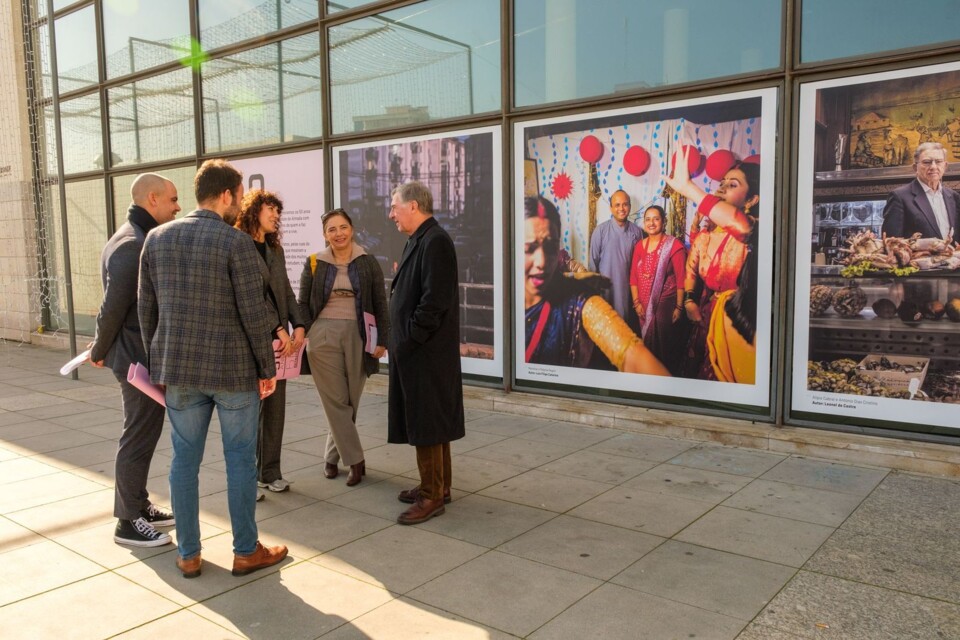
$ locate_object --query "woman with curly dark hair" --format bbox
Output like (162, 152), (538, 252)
(235, 189), (306, 496)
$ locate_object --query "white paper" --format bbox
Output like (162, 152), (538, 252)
(59, 349), (91, 376)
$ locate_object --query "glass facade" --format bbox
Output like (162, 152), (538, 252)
(19, 0), (960, 435)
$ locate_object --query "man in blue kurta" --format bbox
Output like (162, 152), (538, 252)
(589, 189), (643, 327)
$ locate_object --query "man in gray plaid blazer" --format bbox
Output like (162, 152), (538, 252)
(139, 159), (288, 579)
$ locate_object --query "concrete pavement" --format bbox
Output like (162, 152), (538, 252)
(1, 341), (957, 639)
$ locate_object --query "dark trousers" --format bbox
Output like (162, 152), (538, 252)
(114, 375), (167, 520)
(415, 442), (452, 501)
(257, 379), (287, 483)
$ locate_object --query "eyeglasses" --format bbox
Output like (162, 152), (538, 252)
(919, 159), (946, 167)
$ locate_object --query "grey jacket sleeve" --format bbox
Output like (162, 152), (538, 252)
(91, 240), (139, 362)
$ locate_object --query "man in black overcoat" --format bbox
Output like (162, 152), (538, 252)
(387, 181), (465, 525)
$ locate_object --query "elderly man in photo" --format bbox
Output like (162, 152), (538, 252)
(90, 173), (179, 548)
(589, 189), (644, 326)
(881, 141), (960, 244)
(139, 159), (287, 579)
(387, 181), (465, 525)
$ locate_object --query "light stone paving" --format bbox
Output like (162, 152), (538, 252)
(1, 341), (958, 639)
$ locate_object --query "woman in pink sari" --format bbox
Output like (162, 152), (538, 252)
(629, 206), (687, 375)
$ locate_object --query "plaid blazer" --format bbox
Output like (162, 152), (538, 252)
(138, 209), (276, 391)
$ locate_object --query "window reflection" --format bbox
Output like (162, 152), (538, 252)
(200, 0), (319, 50)
(326, 0), (376, 13)
(102, 0), (191, 79)
(801, 0), (960, 62)
(55, 6), (98, 93)
(64, 178), (108, 334)
(59, 93), (103, 175)
(108, 68), (195, 166)
(329, 0), (500, 134)
(514, 0), (780, 107)
(112, 166), (197, 230)
(202, 32), (321, 153)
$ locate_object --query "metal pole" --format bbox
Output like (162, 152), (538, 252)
(45, 0), (78, 374)
(128, 37), (141, 163)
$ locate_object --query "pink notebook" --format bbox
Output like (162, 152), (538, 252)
(127, 363), (166, 407)
(273, 339), (307, 381)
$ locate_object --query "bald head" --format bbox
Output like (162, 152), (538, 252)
(131, 173), (180, 224)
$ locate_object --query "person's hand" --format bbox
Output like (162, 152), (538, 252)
(86, 341), (104, 367)
(258, 378), (276, 399)
(672, 307), (682, 323)
(290, 327), (306, 352)
(632, 300), (644, 323)
(372, 345), (386, 359)
(685, 301), (702, 323)
(664, 145), (696, 200)
(277, 328), (293, 356)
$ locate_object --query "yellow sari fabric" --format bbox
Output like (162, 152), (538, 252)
(707, 289), (755, 384)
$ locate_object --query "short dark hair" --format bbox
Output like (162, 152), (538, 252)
(236, 189), (283, 248)
(195, 159), (242, 204)
(393, 181), (433, 214)
(321, 207), (353, 228)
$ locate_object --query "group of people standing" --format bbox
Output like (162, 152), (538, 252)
(90, 161), (463, 579)
(524, 148), (760, 385)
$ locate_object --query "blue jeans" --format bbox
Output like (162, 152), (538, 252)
(166, 386), (260, 560)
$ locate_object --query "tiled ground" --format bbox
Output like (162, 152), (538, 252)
(1, 342), (958, 639)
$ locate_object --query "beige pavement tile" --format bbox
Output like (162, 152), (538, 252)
(198, 483), (319, 530)
(48, 385), (120, 401)
(840, 471), (960, 540)
(516, 422), (620, 449)
(587, 432), (695, 462)
(361, 442), (421, 476)
(408, 551), (601, 637)
(0, 572), (179, 638)
(256, 501), (393, 560)
(191, 561), (393, 640)
(0, 392), (75, 411)
(436, 454), (527, 493)
(53, 521), (188, 570)
(613, 540), (796, 620)
(282, 465), (363, 501)
(721, 479), (865, 527)
(6, 487), (116, 537)
(0, 515), (43, 553)
(46, 408), (124, 429)
(450, 429), (508, 454)
(0, 471), (108, 515)
(282, 402), (327, 422)
(569, 485), (714, 537)
(314, 524), (486, 594)
(478, 469), (612, 512)
(530, 583), (746, 640)
(0, 539), (106, 607)
(676, 506), (835, 567)
(466, 413), (553, 437)
(754, 571), (960, 640)
(416, 494), (556, 548)
(0, 447), (20, 462)
(760, 456), (888, 496)
(3, 429), (107, 456)
(203, 448), (323, 476)
(326, 475), (465, 522)
(0, 456), (62, 485)
(16, 400), (107, 421)
(324, 597), (518, 639)
(34, 439), (121, 471)
(668, 444), (786, 477)
(735, 622), (806, 639)
(498, 515), (663, 580)
(114, 609), (245, 639)
(463, 438), (578, 469)
(0, 419), (70, 442)
(624, 463), (752, 505)
(539, 449), (657, 485)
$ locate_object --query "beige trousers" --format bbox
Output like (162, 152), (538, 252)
(307, 318), (366, 466)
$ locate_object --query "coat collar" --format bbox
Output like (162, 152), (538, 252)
(393, 216), (438, 289)
(316, 242), (366, 266)
(187, 209), (228, 223)
(127, 204), (159, 233)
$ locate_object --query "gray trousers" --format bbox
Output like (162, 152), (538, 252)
(257, 378), (287, 483)
(115, 374), (167, 520)
(307, 318), (366, 467)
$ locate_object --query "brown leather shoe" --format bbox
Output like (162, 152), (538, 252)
(176, 554), (202, 579)
(232, 541), (288, 576)
(397, 496), (446, 525)
(397, 486), (451, 504)
(346, 460), (365, 487)
(324, 463), (338, 479)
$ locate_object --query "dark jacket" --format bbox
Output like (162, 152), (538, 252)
(91, 205), (158, 377)
(139, 209), (276, 391)
(387, 216), (465, 446)
(297, 244), (389, 377)
(256, 242), (306, 331)
(881, 178), (960, 243)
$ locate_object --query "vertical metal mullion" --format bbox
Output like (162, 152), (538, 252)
(45, 0), (78, 367)
(779, 0), (798, 427)
(94, 0), (115, 236)
(501, 0), (512, 391)
(189, 0), (204, 164)
(320, 12), (333, 212)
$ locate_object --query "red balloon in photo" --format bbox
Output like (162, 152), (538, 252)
(743, 154), (761, 164)
(705, 149), (738, 181)
(622, 146), (651, 176)
(579, 135), (603, 164)
(670, 145), (702, 177)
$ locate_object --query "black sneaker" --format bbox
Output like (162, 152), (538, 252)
(140, 504), (175, 527)
(114, 517), (172, 548)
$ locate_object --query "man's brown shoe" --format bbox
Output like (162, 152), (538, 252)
(397, 496), (446, 525)
(324, 463), (339, 479)
(232, 541), (288, 576)
(397, 486), (451, 504)
(176, 554), (202, 579)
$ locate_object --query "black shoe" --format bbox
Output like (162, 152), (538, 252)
(140, 504), (175, 527)
(114, 517), (172, 548)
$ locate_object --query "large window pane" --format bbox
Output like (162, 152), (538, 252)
(200, 0), (319, 50)
(514, 0), (780, 107)
(108, 67), (195, 166)
(111, 165), (197, 229)
(60, 93), (102, 174)
(202, 32), (321, 153)
(801, 1), (960, 63)
(103, 0), (191, 79)
(35, 25), (53, 100)
(55, 5), (98, 93)
(63, 178), (107, 334)
(329, 0), (500, 134)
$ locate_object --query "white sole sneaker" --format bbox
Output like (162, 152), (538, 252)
(114, 531), (172, 548)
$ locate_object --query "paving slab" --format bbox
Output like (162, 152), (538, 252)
(669, 444), (786, 477)
(478, 469), (612, 513)
(415, 494), (555, 548)
(324, 597), (518, 639)
(569, 485), (714, 537)
(721, 478), (866, 527)
(624, 463), (753, 505)
(759, 456), (888, 496)
(538, 449), (657, 485)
